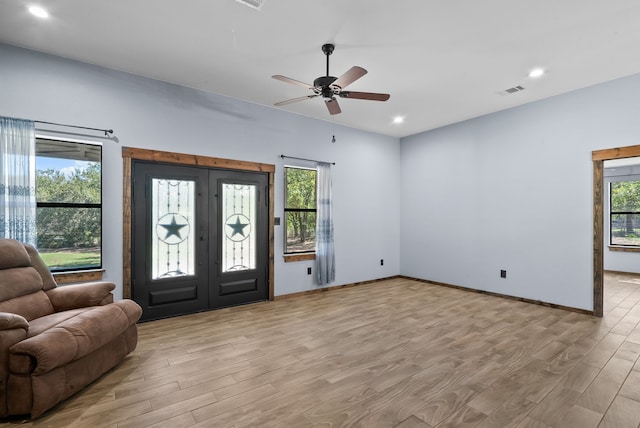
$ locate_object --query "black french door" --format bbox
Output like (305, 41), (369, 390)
(132, 161), (268, 321)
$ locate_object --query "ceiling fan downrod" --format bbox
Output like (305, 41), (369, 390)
(315, 44), (338, 95)
(322, 43), (334, 77)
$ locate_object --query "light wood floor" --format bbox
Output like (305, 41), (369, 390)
(4, 273), (640, 428)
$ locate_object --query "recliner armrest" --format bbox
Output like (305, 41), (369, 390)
(45, 281), (115, 312)
(0, 312), (28, 331)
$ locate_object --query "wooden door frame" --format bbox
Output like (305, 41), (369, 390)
(592, 144), (640, 317)
(122, 147), (275, 301)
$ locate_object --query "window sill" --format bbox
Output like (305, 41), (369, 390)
(284, 253), (316, 263)
(53, 269), (105, 284)
(608, 246), (640, 253)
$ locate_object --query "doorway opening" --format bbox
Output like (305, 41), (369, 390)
(592, 145), (640, 317)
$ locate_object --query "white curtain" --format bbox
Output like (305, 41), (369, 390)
(316, 162), (335, 285)
(0, 116), (37, 245)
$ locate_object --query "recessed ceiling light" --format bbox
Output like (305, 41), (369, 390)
(234, 0), (266, 10)
(528, 68), (545, 78)
(393, 116), (404, 124)
(28, 5), (49, 18)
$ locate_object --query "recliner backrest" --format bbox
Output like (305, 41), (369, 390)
(0, 239), (54, 320)
(23, 243), (57, 291)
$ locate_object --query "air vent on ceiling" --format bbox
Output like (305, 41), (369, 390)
(504, 85), (525, 94)
(234, 0), (266, 10)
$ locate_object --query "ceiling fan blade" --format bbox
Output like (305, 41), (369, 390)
(332, 66), (367, 90)
(274, 95), (318, 106)
(325, 97), (342, 115)
(339, 91), (390, 101)
(272, 75), (314, 90)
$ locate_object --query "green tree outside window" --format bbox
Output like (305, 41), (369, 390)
(284, 167), (316, 253)
(610, 180), (640, 246)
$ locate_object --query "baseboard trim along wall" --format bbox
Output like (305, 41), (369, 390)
(274, 274), (595, 316)
(604, 269), (640, 276)
(400, 276), (595, 316)
(274, 276), (403, 300)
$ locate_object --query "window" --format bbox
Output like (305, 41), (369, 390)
(610, 180), (640, 247)
(35, 138), (102, 271)
(284, 166), (316, 254)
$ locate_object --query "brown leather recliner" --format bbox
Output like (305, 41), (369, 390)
(0, 238), (142, 418)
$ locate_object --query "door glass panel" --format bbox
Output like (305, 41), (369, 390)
(222, 183), (256, 272)
(151, 179), (195, 279)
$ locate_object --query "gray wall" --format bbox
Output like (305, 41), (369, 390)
(400, 72), (640, 311)
(0, 43), (401, 299)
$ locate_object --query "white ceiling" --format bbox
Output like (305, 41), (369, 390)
(2, 0), (640, 138)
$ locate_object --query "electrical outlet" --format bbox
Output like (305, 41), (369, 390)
(500, 270), (507, 278)
(307, 267), (312, 275)
(380, 259), (384, 266)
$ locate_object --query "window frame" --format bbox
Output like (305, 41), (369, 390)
(609, 179), (640, 249)
(283, 165), (317, 260)
(35, 137), (103, 272)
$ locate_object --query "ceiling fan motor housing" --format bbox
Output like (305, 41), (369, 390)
(314, 76), (339, 98)
(314, 76), (337, 87)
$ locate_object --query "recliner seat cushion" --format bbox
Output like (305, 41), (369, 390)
(26, 308), (90, 338)
(8, 300), (142, 375)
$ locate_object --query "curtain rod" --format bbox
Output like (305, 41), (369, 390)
(34, 120), (114, 137)
(280, 155), (335, 165)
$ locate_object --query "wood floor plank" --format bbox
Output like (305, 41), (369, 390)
(618, 367), (640, 402)
(303, 385), (378, 425)
(7, 273), (640, 427)
(117, 393), (216, 428)
(417, 383), (483, 426)
(144, 412), (196, 428)
(580, 332), (626, 368)
(613, 339), (640, 363)
(435, 405), (487, 428)
(393, 415), (432, 428)
(233, 390), (319, 428)
(354, 394), (429, 428)
(80, 382), (179, 419)
(575, 356), (634, 414)
(475, 395), (536, 428)
(598, 395), (640, 428)
(190, 383), (276, 424)
(556, 405), (602, 428)
(515, 417), (552, 428)
(76, 400), (152, 427)
(527, 386), (581, 426)
(468, 383), (520, 416)
(558, 363), (600, 393)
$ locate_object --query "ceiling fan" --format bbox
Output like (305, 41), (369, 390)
(272, 43), (390, 115)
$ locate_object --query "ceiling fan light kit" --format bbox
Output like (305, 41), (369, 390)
(273, 43), (390, 115)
